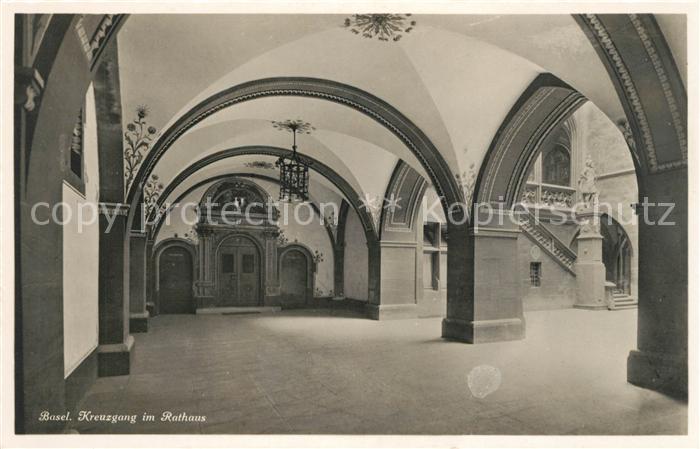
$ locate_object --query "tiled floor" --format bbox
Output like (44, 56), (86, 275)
(69, 308), (687, 434)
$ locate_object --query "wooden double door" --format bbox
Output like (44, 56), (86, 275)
(218, 237), (261, 306)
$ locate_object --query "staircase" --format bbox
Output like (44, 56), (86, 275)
(519, 211), (640, 310)
(611, 292), (638, 310)
(519, 211), (577, 275)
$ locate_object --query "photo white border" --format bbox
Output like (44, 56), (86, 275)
(1, 1), (697, 448)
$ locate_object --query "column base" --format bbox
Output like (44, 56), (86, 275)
(365, 303), (418, 320)
(442, 317), (525, 343)
(97, 335), (134, 377)
(129, 312), (149, 333)
(627, 349), (687, 399)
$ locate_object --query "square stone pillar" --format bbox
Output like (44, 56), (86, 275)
(366, 241), (419, 320)
(442, 210), (525, 343)
(573, 212), (607, 310)
(97, 203), (134, 377)
(129, 230), (148, 332)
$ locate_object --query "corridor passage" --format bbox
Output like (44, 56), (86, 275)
(69, 308), (686, 435)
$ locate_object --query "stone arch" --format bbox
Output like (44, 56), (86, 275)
(145, 147), (381, 305)
(125, 77), (465, 217)
(150, 173), (335, 248)
(474, 73), (587, 208)
(147, 146), (378, 243)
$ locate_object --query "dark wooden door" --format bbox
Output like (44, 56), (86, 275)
(237, 246), (259, 306)
(218, 237), (260, 306)
(159, 246), (194, 314)
(280, 250), (309, 308)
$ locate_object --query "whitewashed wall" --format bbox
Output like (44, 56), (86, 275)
(63, 84), (99, 377)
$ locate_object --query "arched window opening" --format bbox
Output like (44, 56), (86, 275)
(542, 145), (571, 186)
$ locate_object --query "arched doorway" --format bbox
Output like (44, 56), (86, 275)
(600, 215), (632, 295)
(157, 244), (195, 314)
(279, 246), (314, 308)
(216, 235), (262, 307)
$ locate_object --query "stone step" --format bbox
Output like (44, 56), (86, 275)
(612, 296), (638, 310)
(613, 303), (639, 310)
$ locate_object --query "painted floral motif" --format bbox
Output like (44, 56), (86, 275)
(455, 163), (477, 206)
(323, 209), (338, 237)
(277, 230), (289, 246)
(143, 173), (164, 219)
(124, 105), (158, 193)
(183, 226), (199, 245)
(312, 250), (324, 265)
(344, 14), (416, 42)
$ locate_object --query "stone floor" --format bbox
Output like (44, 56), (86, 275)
(69, 308), (687, 435)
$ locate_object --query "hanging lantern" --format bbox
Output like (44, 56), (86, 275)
(273, 120), (313, 202)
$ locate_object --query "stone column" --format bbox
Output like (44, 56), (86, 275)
(333, 242), (345, 297)
(442, 208), (525, 343)
(129, 230), (148, 332)
(97, 202), (134, 377)
(573, 211), (607, 309)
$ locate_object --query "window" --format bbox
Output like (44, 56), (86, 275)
(242, 254), (255, 274)
(530, 262), (542, 287)
(221, 254), (234, 273)
(542, 145), (570, 186)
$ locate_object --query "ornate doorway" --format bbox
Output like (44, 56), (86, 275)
(217, 236), (261, 306)
(158, 245), (195, 314)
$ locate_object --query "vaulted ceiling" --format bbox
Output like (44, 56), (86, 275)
(115, 13), (685, 216)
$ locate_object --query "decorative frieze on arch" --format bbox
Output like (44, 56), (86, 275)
(125, 77), (466, 223)
(475, 73), (587, 208)
(575, 14), (687, 175)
